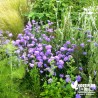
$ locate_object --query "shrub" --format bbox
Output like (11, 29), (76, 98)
(0, 42), (26, 98)
(0, 0), (28, 38)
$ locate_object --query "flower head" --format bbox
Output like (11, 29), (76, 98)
(65, 77), (71, 83)
(80, 43), (85, 48)
(76, 75), (82, 82)
(75, 94), (81, 98)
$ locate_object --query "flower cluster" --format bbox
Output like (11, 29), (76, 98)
(0, 30), (13, 45)
(13, 20), (76, 76)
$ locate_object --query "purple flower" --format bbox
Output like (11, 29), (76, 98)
(24, 36), (30, 40)
(37, 62), (43, 67)
(58, 64), (63, 69)
(8, 33), (13, 37)
(46, 49), (51, 55)
(66, 41), (71, 45)
(36, 47), (43, 51)
(21, 54), (26, 59)
(55, 56), (60, 61)
(40, 70), (43, 73)
(45, 37), (51, 42)
(72, 44), (77, 49)
(48, 57), (54, 63)
(79, 67), (83, 71)
(58, 60), (64, 65)
(43, 55), (47, 60)
(47, 20), (53, 25)
(46, 28), (53, 33)
(76, 75), (82, 82)
(87, 34), (93, 38)
(36, 56), (41, 60)
(40, 52), (44, 56)
(59, 74), (64, 78)
(68, 55), (72, 59)
(45, 45), (52, 49)
(29, 63), (34, 68)
(44, 64), (48, 67)
(60, 47), (66, 51)
(34, 51), (40, 55)
(83, 52), (87, 55)
(28, 48), (34, 54)
(65, 77), (71, 83)
(67, 48), (74, 52)
(90, 84), (96, 90)
(94, 42), (98, 47)
(48, 78), (53, 83)
(32, 20), (36, 24)
(15, 40), (20, 46)
(85, 30), (91, 34)
(80, 43), (85, 48)
(57, 54), (64, 58)
(19, 46), (24, 51)
(4, 39), (10, 44)
(15, 49), (20, 54)
(75, 94), (81, 98)
(17, 34), (23, 39)
(87, 40), (91, 42)
(64, 56), (69, 61)
(20, 39), (25, 44)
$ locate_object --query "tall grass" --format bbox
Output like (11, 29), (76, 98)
(0, 0), (28, 38)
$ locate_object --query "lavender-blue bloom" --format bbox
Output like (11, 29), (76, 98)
(32, 20), (36, 24)
(90, 84), (96, 90)
(46, 28), (53, 33)
(58, 60), (64, 65)
(46, 49), (51, 55)
(59, 74), (64, 78)
(87, 40), (91, 42)
(94, 42), (98, 47)
(83, 52), (87, 55)
(37, 62), (43, 67)
(17, 34), (23, 39)
(29, 63), (34, 68)
(40, 70), (43, 74)
(66, 41), (71, 45)
(67, 48), (74, 52)
(8, 33), (13, 37)
(58, 64), (63, 69)
(79, 67), (83, 71)
(48, 78), (53, 83)
(87, 34), (93, 38)
(75, 94), (81, 98)
(76, 75), (82, 82)
(43, 55), (47, 60)
(45, 37), (51, 42)
(80, 43), (85, 48)
(60, 47), (66, 51)
(55, 56), (60, 61)
(64, 56), (69, 61)
(34, 51), (40, 55)
(65, 77), (71, 83)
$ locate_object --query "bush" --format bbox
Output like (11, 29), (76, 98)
(0, 0), (28, 38)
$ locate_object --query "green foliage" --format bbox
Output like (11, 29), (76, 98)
(40, 59), (76, 98)
(0, 43), (26, 98)
(28, 0), (98, 23)
(29, 65), (40, 97)
(40, 77), (75, 98)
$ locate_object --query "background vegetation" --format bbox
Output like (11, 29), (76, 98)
(0, 0), (98, 98)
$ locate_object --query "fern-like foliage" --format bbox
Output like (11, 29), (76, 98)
(0, 43), (26, 98)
